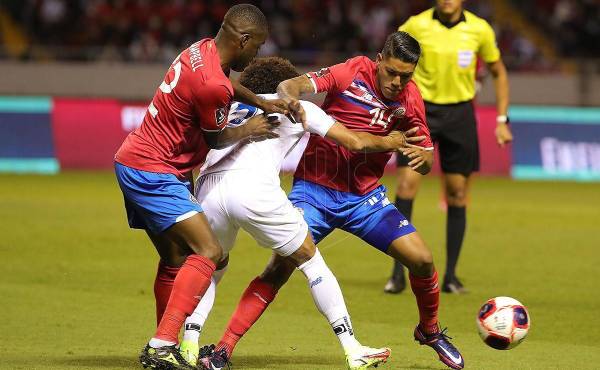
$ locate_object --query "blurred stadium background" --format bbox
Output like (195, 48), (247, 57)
(1, 1), (600, 370)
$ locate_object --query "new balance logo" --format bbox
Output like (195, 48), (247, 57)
(398, 220), (409, 228)
(310, 276), (323, 288)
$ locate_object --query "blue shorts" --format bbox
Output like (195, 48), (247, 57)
(114, 162), (202, 234)
(288, 179), (416, 253)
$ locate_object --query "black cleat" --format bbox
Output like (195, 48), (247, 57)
(139, 344), (194, 370)
(198, 345), (231, 370)
(442, 276), (468, 294)
(384, 273), (406, 294)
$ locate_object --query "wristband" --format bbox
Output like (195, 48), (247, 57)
(496, 115), (510, 124)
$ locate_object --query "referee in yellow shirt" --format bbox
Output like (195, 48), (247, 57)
(385, 0), (513, 294)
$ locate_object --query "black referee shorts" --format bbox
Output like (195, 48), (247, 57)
(397, 100), (479, 176)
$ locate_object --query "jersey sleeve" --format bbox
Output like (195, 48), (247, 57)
(192, 81), (233, 132)
(300, 100), (335, 137)
(227, 101), (260, 128)
(478, 21), (501, 63)
(305, 57), (361, 95)
(404, 83), (434, 151)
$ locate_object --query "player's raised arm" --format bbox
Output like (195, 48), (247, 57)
(231, 78), (290, 115)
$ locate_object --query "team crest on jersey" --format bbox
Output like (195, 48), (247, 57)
(315, 68), (330, 78)
(215, 107), (227, 126)
(392, 106), (406, 118)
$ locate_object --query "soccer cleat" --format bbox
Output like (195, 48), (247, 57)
(442, 276), (468, 294)
(139, 344), (195, 370)
(198, 345), (231, 370)
(179, 339), (200, 366)
(383, 273), (406, 294)
(345, 345), (391, 369)
(414, 326), (464, 370)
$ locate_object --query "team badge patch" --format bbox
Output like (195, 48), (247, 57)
(392, 106), (406, 118)
(215, 107), (227, 126)
(315, 68), (330, 78)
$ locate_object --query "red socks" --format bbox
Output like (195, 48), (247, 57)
(154, 261), (180, 326)
(216, 277), (278, 357)
(409, 270), (440, 335)
(154, 255), (216, 343)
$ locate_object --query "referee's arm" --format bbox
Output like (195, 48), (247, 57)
(480, 23), (513, 146)
(487, 59), (512, 146)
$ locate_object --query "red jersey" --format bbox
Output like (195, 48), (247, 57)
(295, 56), (433, 194)
(115, 39), (233, 178)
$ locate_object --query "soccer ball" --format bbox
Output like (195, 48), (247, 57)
(476, 296), (530, 350)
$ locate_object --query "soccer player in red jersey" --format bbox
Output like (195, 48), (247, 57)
(114, 5), (293, 369)
(201, 32), (464, 370)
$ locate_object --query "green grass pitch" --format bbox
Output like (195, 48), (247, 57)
(1, 172), (599, 370)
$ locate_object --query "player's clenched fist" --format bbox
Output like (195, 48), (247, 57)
(245, 114), (281, 140)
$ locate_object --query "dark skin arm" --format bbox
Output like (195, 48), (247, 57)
(204, 114), (280, 149)
(231, 78), (290, 115)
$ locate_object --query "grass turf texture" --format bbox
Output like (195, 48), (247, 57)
(1, 172), (599, 370)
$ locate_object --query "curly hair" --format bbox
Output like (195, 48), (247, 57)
(239, 57), (300, 94)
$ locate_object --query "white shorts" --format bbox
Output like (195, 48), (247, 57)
(195, 171), (308, 258)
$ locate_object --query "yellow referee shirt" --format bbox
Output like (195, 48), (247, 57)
(400, 8), (500, 104)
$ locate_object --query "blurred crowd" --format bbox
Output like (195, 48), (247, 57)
(0, 0), (597, 70)
(512, 0), (600, 58)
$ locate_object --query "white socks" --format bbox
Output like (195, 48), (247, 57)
(182, 267), (227, 343)
(298, 249), (360, 351)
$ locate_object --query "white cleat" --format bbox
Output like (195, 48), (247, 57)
(345, 345), (391, 370)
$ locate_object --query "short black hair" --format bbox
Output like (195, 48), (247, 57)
(224, 4), (268, 33)
(381, 31), (421, 64)
(239, 57), (300, 94)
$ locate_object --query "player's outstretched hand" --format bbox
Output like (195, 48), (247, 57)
(401, 144), (429, 170)
(260, 99), (289, 115)
(245, 114), (281, 141)
(284, 98), (307, 129)
(495, 123), (513, 147)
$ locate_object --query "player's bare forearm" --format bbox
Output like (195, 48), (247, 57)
(487, 59), (509, 117)
(231, 78), (288, 115)
(204, 114), (280, 149)
(231, 78), (261, 107)
(488, 59), (513, 146)
(325, 123), (398, 152)
(276, 75), (315, 101)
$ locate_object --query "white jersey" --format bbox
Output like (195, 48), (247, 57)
(199, 94), (335, 181)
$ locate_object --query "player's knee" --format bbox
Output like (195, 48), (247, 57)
(192, 241), (223, 264)
(408, 249), (434, 277)
(446, 187), (467, 206)
(162, 254), (187, 267)
(396, 179), (418, 199)
(260, 261), (295, 290)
